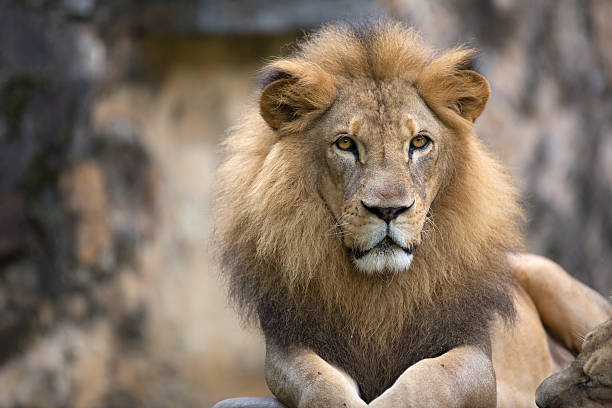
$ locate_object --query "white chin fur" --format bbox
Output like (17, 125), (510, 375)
(353, 249), (413, 275)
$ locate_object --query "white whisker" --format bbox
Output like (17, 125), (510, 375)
(572, 329), (586, 345)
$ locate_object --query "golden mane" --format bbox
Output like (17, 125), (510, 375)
(215, 19), (524, 401)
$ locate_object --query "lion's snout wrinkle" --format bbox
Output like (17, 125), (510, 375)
(362, 167), (412, 204)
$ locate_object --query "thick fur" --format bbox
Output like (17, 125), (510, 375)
(216, 19), (523, 402)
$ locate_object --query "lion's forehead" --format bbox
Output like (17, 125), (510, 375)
(328, 78), (443, 142)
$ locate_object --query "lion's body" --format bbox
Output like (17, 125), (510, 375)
(492, 277), (573, 406)
(216, 20), (612, 407)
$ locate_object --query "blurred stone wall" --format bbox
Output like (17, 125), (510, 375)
(0, 2), (160, 407)
(0, 0), (610, 407)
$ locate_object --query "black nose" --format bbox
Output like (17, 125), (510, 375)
(362, 202), (410, 222)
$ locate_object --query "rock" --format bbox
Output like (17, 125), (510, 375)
(536, 318), (612, 407)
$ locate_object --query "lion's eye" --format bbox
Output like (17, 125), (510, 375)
(335, 136), (356, 151)
(410, 135), (430, 150)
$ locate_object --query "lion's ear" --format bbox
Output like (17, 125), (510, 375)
(417, 49), (491, 124)
(260, 71), (299, 130)
(449, 70), (490, 122)
(259, 64), (336, 132)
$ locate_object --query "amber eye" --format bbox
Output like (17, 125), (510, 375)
(410, 135), (430, 150)
(335, 136), (356, 151)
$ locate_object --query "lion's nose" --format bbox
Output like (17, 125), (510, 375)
(361, 201), (410, 222)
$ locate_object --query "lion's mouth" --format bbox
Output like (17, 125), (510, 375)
(351, 237), (416, 260)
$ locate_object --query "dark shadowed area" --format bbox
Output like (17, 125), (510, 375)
(0, 0), (610, 407)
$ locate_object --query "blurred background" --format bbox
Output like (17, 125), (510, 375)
(0, 0), (611, 407)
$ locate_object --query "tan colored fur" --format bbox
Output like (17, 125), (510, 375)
(217, 18), (521, 347)
(215, 19), (612, 407)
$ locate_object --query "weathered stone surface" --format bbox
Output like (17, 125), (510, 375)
(0, 1), (157, 406)
(91, 0), (382, 36)
(60, 160), (111, 266)
(536, 318), (612, 407)
(0, 0), (610, 407)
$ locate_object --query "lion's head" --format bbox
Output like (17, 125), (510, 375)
(274, 75), (481, 274)
(217, 18), (520, 288)
(216, 20), (522, 400)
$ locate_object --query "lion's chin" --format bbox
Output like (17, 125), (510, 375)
(352, 247), (414, 275)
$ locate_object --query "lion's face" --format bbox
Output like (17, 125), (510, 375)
(256, 27), (492, 277)
(309, 78), (452, 274)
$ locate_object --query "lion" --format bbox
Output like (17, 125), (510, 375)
(535, 317), (612, 407)
(214, 19), (612, 408)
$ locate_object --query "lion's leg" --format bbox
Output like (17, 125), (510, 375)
(264, 340), (368, 408)
(492, 286), (565, 407)
(368, 345), (497, 408)
(508, 253), (612, 353)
